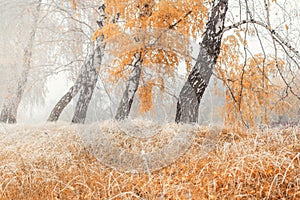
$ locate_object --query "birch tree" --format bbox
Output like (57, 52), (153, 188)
(0, 0), (42, 123)
(93, 0), (208, 120)
(71, 38), (105, 123)
(174, 0), (300, 126)
(175, 0), (228, 123)
(51, 0), (300, 126)
(48, 4), (106, 123)
(115, 52), (142, 120)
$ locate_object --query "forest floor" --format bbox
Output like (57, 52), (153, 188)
(0, 121), (299, 199)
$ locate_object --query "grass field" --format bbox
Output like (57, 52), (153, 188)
(0, 122), (299, 199)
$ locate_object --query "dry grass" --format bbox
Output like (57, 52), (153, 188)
(0, 122), (299, 199)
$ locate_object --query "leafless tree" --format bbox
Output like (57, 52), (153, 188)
(0, 0), (42, 123)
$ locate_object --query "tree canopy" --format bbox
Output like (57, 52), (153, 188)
(0, 0), (299, 126)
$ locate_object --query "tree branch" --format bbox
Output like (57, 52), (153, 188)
(223, 19), (300, 59)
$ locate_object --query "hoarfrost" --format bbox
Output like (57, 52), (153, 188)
(0, 120), (218, 173)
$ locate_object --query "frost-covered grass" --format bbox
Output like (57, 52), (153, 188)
(0, 121), (299, 199)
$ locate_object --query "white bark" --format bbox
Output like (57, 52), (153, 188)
(71, 39), (104, 123)
(115, 53), (143, 120)
(0, 0), (41, 123)
(175, 0), (229, 124)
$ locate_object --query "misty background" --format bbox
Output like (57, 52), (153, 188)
(0, 0), (299, 125)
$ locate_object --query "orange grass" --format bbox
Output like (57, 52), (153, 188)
(0, 122), (299, 199)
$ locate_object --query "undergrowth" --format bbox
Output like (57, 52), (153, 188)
(0, 122), (299, 199)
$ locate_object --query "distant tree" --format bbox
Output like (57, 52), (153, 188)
(47, 43), (103, 122)
(48, 4), (106, 123)
(114, 52), (143, 120)
(71, 38), (104, 123)
(0, 0), (42, 123)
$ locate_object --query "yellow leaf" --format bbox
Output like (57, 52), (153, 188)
(71, 0), (77, 10)
(138, 80), (155, 113)
(285, 24), (289, 30)
(91, 29), (102, 41)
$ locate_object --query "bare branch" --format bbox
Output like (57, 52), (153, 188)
(223, 19), (300, 59)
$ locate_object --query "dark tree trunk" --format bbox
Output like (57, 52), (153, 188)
(0, 103), (17, 124)
(71, 42), (103, 123)
(0, 0), (41, 124)
(115, 53), (143, 120)
(175, 0), (229, 123)
(47, 72), (84, 122)
(48, 41), (104, 123)
(48, 5), (106, 123)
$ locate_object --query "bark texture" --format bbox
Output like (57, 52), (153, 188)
(0, 103), (17, 124)
(0, 0), (41, 123)
(71, 41), (103, 123)
(115, 53), (143, 120)
(175, 0), (229, 123)
(47, 68), (84, 122)
(48, 5), (106, 123)
(48, 41), (104, 123)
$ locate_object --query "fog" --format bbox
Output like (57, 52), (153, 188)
(0, 0), (299, 125)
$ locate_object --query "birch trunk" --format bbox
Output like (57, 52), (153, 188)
(47, 39), (104, 122)
(0, 0), (41, 123)
(48, 5), (106, 122)
(115, 53), (142, 120)
(71, 41), (103, 123)
(47, 68), (84, 122)
(175, 0), (228, 123)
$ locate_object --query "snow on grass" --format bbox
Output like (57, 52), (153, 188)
(0, 121), (299, 199)
(0, 122), (81, 171)
(77, 119), (202, 172)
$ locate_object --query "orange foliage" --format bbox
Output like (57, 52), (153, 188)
(102, 0), (207, 38)
(95, 0), (208, 113)
(216, 34), (286, 129)
(92, 23), (121, 41)
(271, 71), (300, 122)
(70, 0), (77, 10)
(138, 80), (155, 113)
